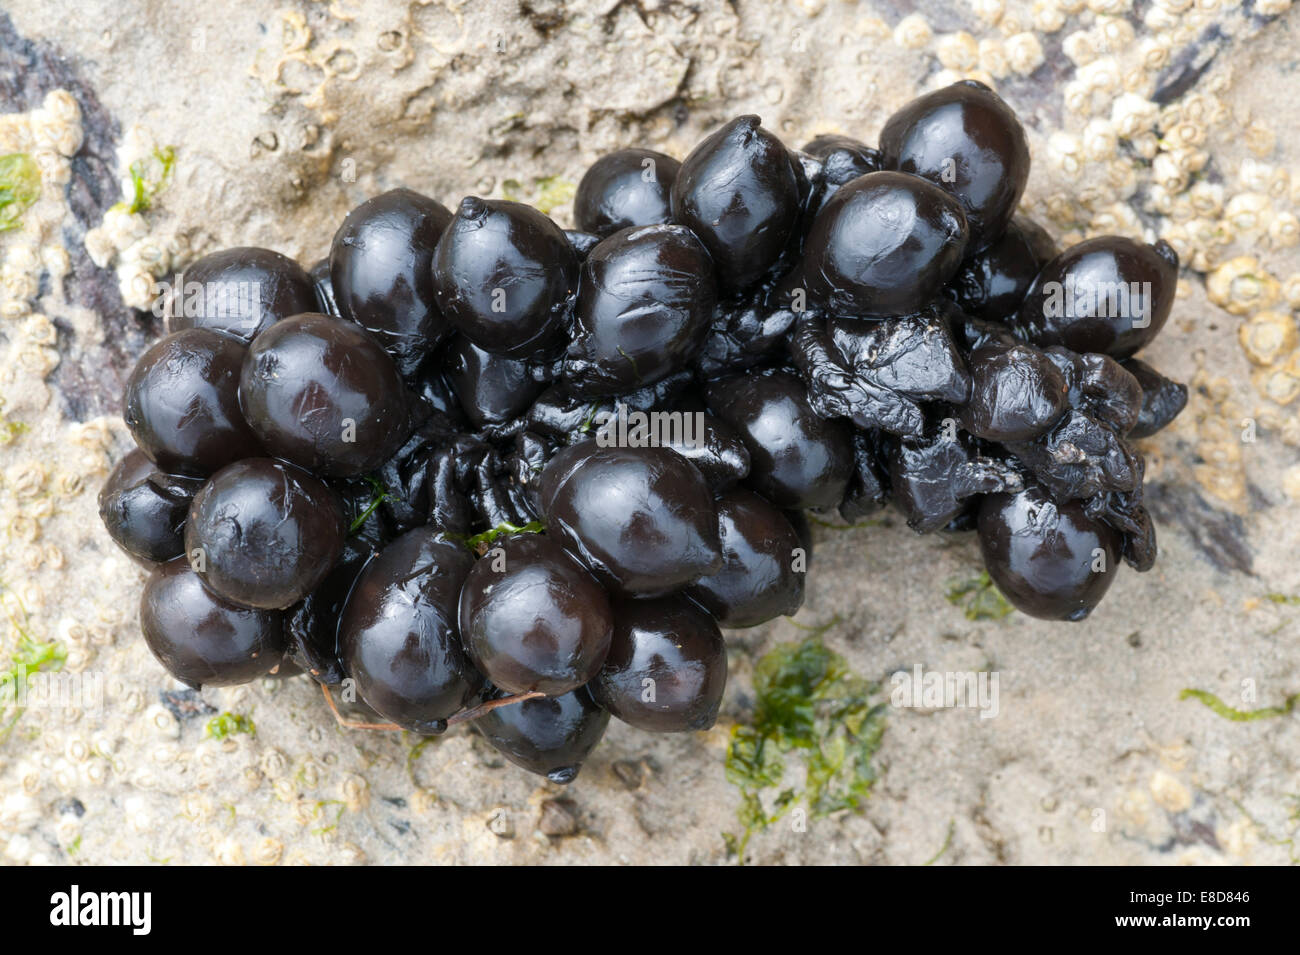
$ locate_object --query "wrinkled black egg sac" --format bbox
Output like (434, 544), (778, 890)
(879, 80), (1031, 252)
(978, 484), (1121, 621)
(888, 430), (1022, 533)
(458, 533), (614, 697)
(167, 247), (317, 343)
(1045, 348), (1144, 435)
(574, 148), (681, 237)
(960, 341), (1070, 442)
(474, 684), (610, 784)
(329, 188), (453, 377)
(430, 197), (577, 359)
(687, 487), (806, 628)
(240, 312), (413, 478)
(705, 370), (853, 510)
(284, 537), (374, 686)
(140, 558), (286, 689)
(338, 528), (481, 733)
(538, 442), (722, 596)
(185, 458), (346, 610)
(671, 115), (802, 293)
(98, 449), (204, 566)
(1017, 236), (1180, 358)
(1124, 357), (1189, 439)
(591, 594), (727, 732)
(123, 328), (264, 477)
(945, 216), (1058, 320)
(564, 224), (717, 397)
(442, 335), (546, 429)
(797, 171), (969, 317)
(826, 308), (972, 404)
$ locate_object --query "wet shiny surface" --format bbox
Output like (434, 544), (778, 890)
(474, 684), (609, 785)
(431, 197), (577, 358)
(564, 224), (717, 396)
(123, 327), (264, 477)
(284, 537), (374, 686)
(339, 528), (480, 732)
(168, 246), (317, 342)
(98, 449), (202, 566)
(240, 312), (413, 477)
(442, 334), (546, 428)
(538, 442), (722, 595)
(801, 132), (883, 214)
(574, 147), (680, 237)
(687, 487), (806, 628)
(459, 533), (613, 696)
(671, 114), (801, 292)
(978, 484), (1120, 621)
(1017, 236), (1180, 358)
(880, 80), (1030, 252)
(798, 171), (969, 317)
(329, 188), (453, 376)
(185, 458), (346, 610)
(705, 370), (852, 509)
(960, 342), (1070, 442)
(945, 216), (1057, 320)
(140, 557), (286, 689)
(592, 593), (726, 732)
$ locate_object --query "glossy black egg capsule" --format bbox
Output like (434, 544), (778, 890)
(240, 312), (413, 477)
(798, 171), (969, 317)
(671, 114), (802, 292)
(1016, 236), (1180, 359)
(960, 341), (1070, 442)
(330, 188), (453, 376)
(687, 487), (807, 628)
(442, 335), (546, 429)
(705, 370), (853, 510)
(474, 684), (610, 784)
(168, 247), (317, 342)
(801, 133), (883, 213)
(977, 484), (1121, 621)
(879, 80), (1030, 251)
(564, 224), (717, 396)
(140, 558), (286, 688)
(123, 327), (264, 477)
(591, 594), (727, 732)
(98, 449), (203, 566)
(565, 229), (602, 260)
(459, 533), (614, 697)
(339, 527), (480, 733)
(308, 256), (341, 318)
(538, 442), (722, 596)
(185, 458), (346, 610)
(430, 197), (577, 358)
(945, 216), (1058, 320)
(574, 147), (681, 237)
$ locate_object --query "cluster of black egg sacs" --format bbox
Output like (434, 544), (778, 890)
(100, 80), (1187, 783)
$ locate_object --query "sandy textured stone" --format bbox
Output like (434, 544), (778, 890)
(1, 0), (1299, 866)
